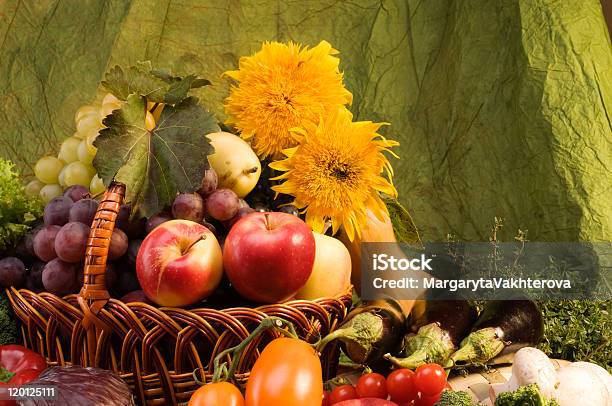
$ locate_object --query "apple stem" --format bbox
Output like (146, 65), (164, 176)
(264, 213), (272, 230)
(185, 234), (207, 253)
(208, 317), (299, 384)
(243, 166), (259, 175)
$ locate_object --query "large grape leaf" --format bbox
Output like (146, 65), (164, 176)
(93, 94), (219, 217)
(1, 0), (611, 243)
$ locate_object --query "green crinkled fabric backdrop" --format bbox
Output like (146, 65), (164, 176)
(1, 0), (611, 242)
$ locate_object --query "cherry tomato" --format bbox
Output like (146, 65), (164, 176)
(356, 373), (388, 399)
(322, 390), (330, 406)
(414, 391), (442, 406)
(330, 385), (358, 404)
(188, 382), (244, 406)
(414, 364), (446, 397)
(387, 368), (418, 403)
(245, 338), (323, 406)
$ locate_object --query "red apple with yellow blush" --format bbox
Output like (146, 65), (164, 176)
(136, 219), (223, 307)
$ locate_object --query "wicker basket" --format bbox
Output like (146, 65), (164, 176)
(6, 182), (353, 405)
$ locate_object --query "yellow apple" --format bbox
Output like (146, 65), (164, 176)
(295, 232), (351, 300)
(206, 131), (261, 198)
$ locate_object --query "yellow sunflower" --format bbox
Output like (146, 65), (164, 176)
(223, 41), (353, 158)
(270, 108), (398, 241)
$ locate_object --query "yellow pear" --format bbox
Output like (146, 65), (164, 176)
(206, 131), (261, 198)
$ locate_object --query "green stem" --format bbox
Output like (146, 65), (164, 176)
(0, 366), (15, 383)
(449, 327), (506, 366)
(210, 317), (299, 383)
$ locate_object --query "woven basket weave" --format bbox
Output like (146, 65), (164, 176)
(6, 182), (353, 405)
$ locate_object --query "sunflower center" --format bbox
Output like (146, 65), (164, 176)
(328, 162), (352, 181)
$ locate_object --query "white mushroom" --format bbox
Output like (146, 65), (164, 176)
(552, 365), (609, 406)
(490, 347), (557, 399)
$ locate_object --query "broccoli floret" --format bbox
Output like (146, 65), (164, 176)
(0, 291), (17, 345)
(495, 384), (559, 406)
(435, 390), (475, 406)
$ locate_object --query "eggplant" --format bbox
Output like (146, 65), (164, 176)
(450, 300), (543, 365)
(384, 300), (477, 369)
(317, 299), (411, 366)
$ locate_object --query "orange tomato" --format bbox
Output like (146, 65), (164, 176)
(188, 382), (244, 406)
(245, 337), (323, 406)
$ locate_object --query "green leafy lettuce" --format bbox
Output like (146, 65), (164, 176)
(0, 158), (42, 255)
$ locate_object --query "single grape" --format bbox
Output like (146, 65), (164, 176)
(55, 222), (89, 263)
(42, 258), (77, 296)
(74, 105), (97, 123)
(14, 238), (35, 266)
(77, 139), (95, 165)
(225, 206), (256, 229)
(63, 161), (94, 187)
(76, 112), (101, 136)
(43, 196), (73, 226)
(58, 137), (81, 163)
(26, 261), (45, 291)
(69, 198), (98, 225)
(115, 204), (131, 231)
(279, 205), (299, 216)
(126, 239), (142, 267)
(197, 168), (218, 197)
(64, 185), (90, 202)
(172, 193), (205, 222)
(0, 257), (26, 288)
(33, 225), (61, 261)
(206, 189), (239, 221)
(102, 93), (120, 106)
(39, 184), (63, 203)
(34, 156), (64, 184)
(120, 290), (151, 304)
(89, 174), (105, 196)
(25, 179), (44, 198)
(41, 187), (67, 207)
(24, 225), (43, 257)
(108, 229), (128, 260)
(146, 212), (172, 234)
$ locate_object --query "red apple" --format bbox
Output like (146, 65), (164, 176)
(223, 212), (315, 303)
(136, 219), (223, 307)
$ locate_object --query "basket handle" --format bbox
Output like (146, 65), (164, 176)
(78, 182), (126, 328)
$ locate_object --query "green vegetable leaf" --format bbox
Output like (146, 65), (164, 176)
(0, 366), (15, 383)
(0, 158), (42, 255)
(93, 94), (219, 217)
(102, 61), (210, 104)
(384, 197), (421, 245)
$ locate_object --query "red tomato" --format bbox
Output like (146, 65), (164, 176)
(414, 391), (441, 406)
(387, 369), (417, 403)
(188, 382), (244, 406)
(330, 385), (358, 404)
(356, 373), (388, 399)
(245, 338), (323, 406)
(322, 390), (330, 406)
(414, 364), (446, 397)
